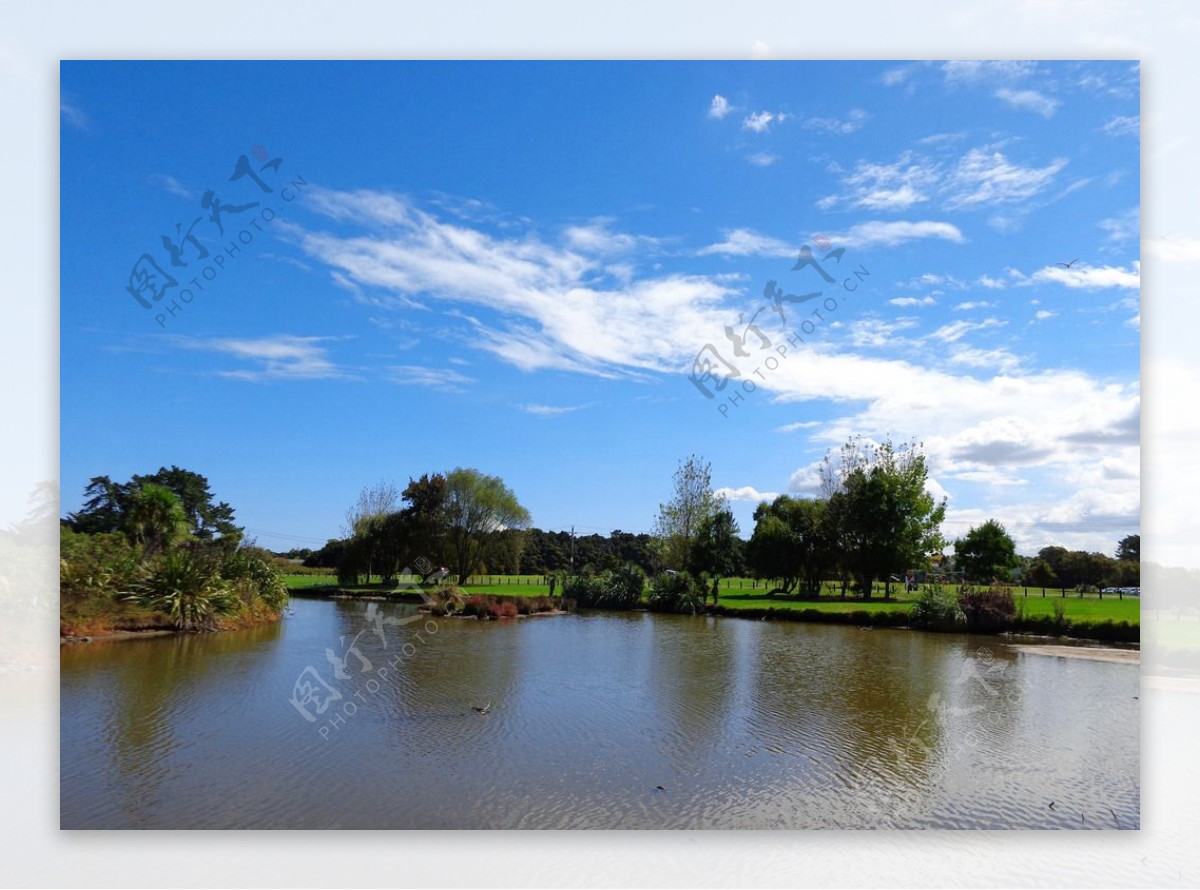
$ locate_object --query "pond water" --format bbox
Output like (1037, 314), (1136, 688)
(60, 597), (1139, 829)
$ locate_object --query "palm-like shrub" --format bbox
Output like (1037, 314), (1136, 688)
(648, 571), (705, 614)
(562, 564), (646, 610)
(129, 550), (238, 631)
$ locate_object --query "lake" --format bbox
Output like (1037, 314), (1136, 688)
(60, 597), (1139, 829)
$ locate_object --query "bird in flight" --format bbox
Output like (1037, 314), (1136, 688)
(1056, 258), (1081, 269)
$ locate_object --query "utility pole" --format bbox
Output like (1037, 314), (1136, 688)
(569, 525), (576, 576)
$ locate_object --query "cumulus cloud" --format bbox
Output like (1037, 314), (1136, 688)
(708, 94), (733, 119)
(714, 485), (781, 503)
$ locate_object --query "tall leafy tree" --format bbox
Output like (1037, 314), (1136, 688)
(690, 508), (741, 593)
(822, 437), (946, 598)
(66, 467), (243, 546)
(1116, 534), (1140, 563)
(953, 519), (1020, 583)
(746, 495), (833, 596)
(443, 467), (531, 584)
(652, 455), (723, 572)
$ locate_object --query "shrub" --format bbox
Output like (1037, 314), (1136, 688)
(648, 571), (705, 614)
(59, 528), (141, 603)
(957, 583), (1016, 633)
(910, 584), (966, 631)
(128, 550), (239, 631)
(221, 547), (289, 611)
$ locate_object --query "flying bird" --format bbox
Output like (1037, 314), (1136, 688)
(1056, 258), (1080, 269)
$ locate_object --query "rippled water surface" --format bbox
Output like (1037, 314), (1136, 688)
(60, 598), (1139, 828)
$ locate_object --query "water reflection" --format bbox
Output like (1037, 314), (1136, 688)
(60, 598), (1138, 829)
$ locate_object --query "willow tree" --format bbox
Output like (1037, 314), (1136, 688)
(443, 467), (531, 584)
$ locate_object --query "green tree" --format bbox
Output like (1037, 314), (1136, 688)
(66, 467), (243, 546)
(690, 508), (741, 601)
(343, 480), (401, 583)
(1022, 557), (1058, 588)
(122, 483), (190, 555)
(443, 468), (531, 584)
(953, 519), (1020, 583)
(652, 455), (723, 572)
(1116, 534), (1140, 562)
(822, 437), (946, 599)
(746, 495), (833, 596)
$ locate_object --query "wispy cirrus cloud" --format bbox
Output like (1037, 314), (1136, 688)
(60, 98), (89, 130)
(994, 87), (1060, 118)
(1100, 114), (1139, 137)
(819, 144), (1068, 212)
(171, 334), (351, 382)
(804, 109), (868, 135)
(388, 365), (474, 393)
(942, 60), (1036, 84)
(519, 402), (593, 416)
(147, 174), (194, 199)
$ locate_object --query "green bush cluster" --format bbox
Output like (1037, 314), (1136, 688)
(563, 564), (646, 610)
(647, 571), (705, 614)
(909, 584), (966, 631)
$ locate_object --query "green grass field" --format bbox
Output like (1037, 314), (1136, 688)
(281, 573), (1140, 626)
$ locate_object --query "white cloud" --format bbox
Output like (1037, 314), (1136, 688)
(1100, 114), (1139, 137)
(890, 296), (937, 307)
(1028, 261), (1140, 289)
(804, 109), (869, 135)
(947, 346), (1024, 374)
(743, 111), (784, 133)
(1034, 309), (1057, 321)
(148, 174), (194, 199)
(881, 65), (916, 87)
(976, 276), (1006, 290)
(389, 365), (474, 393)
(942, 60), (1036, 83)
(60, 99), (89, 130)
(708, 94), (732, 119)
(697, 227), (792, 257)
(943, 148), (1068, 209)
(953, 301), (996, 311)
(1099, 207), (1139, 243)
(846, 317), (920, 348)
(746, 152), (779, 167)
(172, 335), (350, 382)
(714, 485), (780, 503)
(929, 318), (1007, 343)
(832, 220), (965, 249)
(562, 218), (650, 255)
(994, 87), (1060, 118)
(776, 420), (821, 433)
(519, 403), (592, 416)
(821, 145), (1065, 212)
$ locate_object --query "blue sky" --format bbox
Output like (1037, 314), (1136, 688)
(61, 60), (1140, 556)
